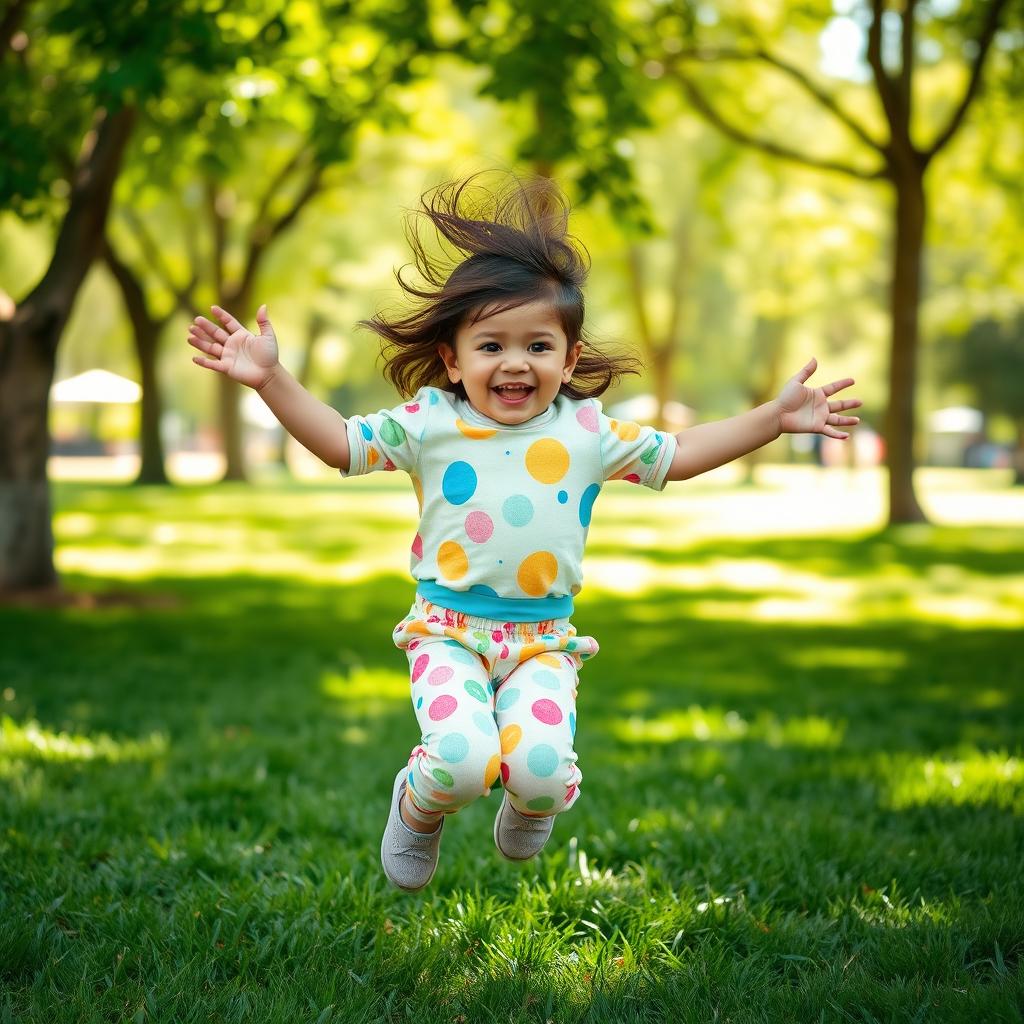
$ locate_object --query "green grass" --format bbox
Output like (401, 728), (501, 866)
(2, 472), (1023, 1023)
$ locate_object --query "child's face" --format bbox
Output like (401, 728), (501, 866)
(438, 300), (583, 424)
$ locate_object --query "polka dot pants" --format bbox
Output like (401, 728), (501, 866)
(392, 596), (599, 818)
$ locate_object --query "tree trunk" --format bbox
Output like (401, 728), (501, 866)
(885, 167), (928, 523)
(102, 239), (169, 485)
(0, 105), (135, 593)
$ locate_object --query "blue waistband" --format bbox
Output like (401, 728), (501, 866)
(416, 581), (574, 622)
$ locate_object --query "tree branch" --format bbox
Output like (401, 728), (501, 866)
(120, 206), (197, 317)
(867, 0), (902, 135)
(665, 64), (886, 181)
(236, 164), (324, 305)
(670, 46), (885, 155)
(899, 0), (917, 122)
(925, 0), (1011, 162)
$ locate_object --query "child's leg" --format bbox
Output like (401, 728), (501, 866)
(493, 652), (581, 816)
(403, 636), (502, 822)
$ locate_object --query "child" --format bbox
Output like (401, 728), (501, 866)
(188, 173), (861, 893)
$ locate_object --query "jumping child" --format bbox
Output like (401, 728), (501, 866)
(187, 173), (861, 892)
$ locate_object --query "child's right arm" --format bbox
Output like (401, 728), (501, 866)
(188, 304), (350, 471)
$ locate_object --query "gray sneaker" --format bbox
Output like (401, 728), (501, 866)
(380, 766), (444, 892)
(493, 791), (555, 861)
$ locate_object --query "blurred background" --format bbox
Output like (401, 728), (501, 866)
(0, 0), (1021, 586)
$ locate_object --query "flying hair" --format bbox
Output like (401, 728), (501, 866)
(360, 171), (641, 400)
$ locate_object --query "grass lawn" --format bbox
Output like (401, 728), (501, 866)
(2, 468), (1022, 1023)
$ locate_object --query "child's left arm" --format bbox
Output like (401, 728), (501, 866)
(665, 357), (861, 482)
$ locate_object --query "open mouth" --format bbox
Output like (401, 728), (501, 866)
(492, 384), (535, 405)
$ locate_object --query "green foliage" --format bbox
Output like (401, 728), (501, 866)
(940, 313), (1024, 421)
(0, 0), (239, 217)
(1, 477), (1022, 1021)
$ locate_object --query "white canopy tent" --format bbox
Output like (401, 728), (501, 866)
(50, 369), (141, 404)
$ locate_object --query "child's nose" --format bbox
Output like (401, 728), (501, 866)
(500, 353), (530, 371)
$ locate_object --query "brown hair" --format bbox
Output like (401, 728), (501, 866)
(359, 172), (641, 401)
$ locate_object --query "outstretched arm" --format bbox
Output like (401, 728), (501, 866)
(188, 304), (350, 471)
(665, 357), (861, 482)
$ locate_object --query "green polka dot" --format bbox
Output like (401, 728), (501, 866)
(527, 796), (555, 812)
(464, 680), (488, 703)
(380, 417), (406, 446)
(432, 767), (454, 787)
(527, 744), (558, 778)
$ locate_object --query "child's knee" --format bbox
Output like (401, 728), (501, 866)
(504, 752), (580, 813)
(417, 737), (502, 807)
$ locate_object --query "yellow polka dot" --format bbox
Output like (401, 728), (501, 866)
(438, 540), (469, 580)
(525, 438), (570, 484)
(411, 474), (423, 513)
(455, 418), (499, 440)
(367, 446), (379, 466)
(405, 621), (431, 636)
(535, 653), (562, 668)
(517, 551), (558, 597)
(614, 419), (641, 441)
(500, 725), (522, 754)
(517, 641), (548, 663)
(570, 583), (581, 595)
(484, 754), (501, 788)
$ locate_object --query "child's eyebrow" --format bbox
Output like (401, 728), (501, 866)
(472, 330), (557, 340)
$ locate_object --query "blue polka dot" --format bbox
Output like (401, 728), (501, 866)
(496, 687), (520, 711)
(502, 494), (534, 527)
(445, 645), (477, 665)
(532, 669), (560, 691)
(569, 712), (576, 738)
(408, 771), (415, 787)
(469, 584), (499, 597)
(527, 744), (559, 778)
(579, 482), (601, 528)
(428, 391), (439, 404)
(359, 422), (373, 440)
(442, 461), (477, 505)
(439, 732), (469, 764)
(416, 695), (423, 709)
(557, 490), (568, 504)
(473, 711), (496, 736)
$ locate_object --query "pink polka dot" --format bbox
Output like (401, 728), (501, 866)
(500, 761), (510, 783)
(576, 406), (599, 432)
(624, 473), (641, 484)
(411, 653), (429, 683)
(491, 630), (503, 642)
(411, 534), (423, 559)
(465, 510), (493, 544)
(428, 665), (454, 686)
(531, 699), (563, 725)
(405, 403), (420, 413)
(429, 695), (458, 721)
(564, 783), (577, 803)
(500, 644), (509, 659)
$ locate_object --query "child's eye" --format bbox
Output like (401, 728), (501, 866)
(529, 342), (551, 353)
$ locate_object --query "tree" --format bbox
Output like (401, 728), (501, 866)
(653, 0), (1013, 523)
(0, 0), (236, 592)
(941, 314), (1024, 484)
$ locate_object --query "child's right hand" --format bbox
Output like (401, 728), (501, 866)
(188, 304), (279, 391)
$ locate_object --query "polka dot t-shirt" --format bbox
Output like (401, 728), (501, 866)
(340, 387), (676, 615)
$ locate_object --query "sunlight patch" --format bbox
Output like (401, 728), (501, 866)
(0, 715), (167, 764)
(609, 706), (845, 748)
(882, 752), (1023, 812)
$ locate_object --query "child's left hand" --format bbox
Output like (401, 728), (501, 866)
(775, 357), (862, 439)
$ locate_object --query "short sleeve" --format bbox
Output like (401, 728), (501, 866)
(340, 387), (432, 478)
(597, 402), (677, 491)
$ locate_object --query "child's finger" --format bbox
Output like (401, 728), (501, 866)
(193, 315), (227, 343)
(255, 304), (272, 333)
(794, 357), (817, 384)
(187, 329), (221, 357)
(822, 377), (855, 396)
(212, 304), (245, 334)
(192, 354), (223, 372)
